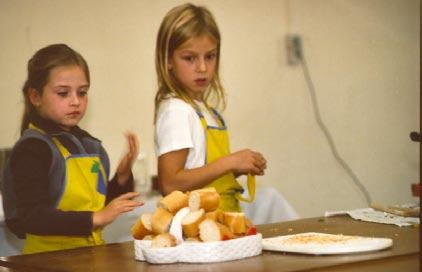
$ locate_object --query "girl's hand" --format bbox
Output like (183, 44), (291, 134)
(116, 132), (139, 185)
(92, 192), (143, 228)
(228, 149), (267, 176)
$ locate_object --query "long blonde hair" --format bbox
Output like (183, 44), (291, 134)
(154, 3), (226, 122)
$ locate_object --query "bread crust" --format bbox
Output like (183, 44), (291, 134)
(205, 210), (224, 223)
(131, 213), (153, 240)
(199, 218), (235, 242)
(223, 212), (247, 234)
(157, 190), (189, 214)
(151, 233), (177, 248)
(151, 207), (174, 234)
(189, 187), (220, 212)
(215, 221), (234, 240)
(182, 209), (206, 238)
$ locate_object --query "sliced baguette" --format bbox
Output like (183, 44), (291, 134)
(199, 218), (234, 242)
(157, 190), (189, 214)
(223, 212), (247, 234)
(205, 210), (224, 223)
(189, 187), (220, 212)
(245, 217), (254, 229)
(151, 233), (177, 248)
(131, 213), (153, 240)
(181, 208), (205, 238)
(151, 207), (173, 234)
(185, 237), (201, 242)
(142, 234), (154, 240)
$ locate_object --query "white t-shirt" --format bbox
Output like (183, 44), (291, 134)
(155, 98), (219, 169)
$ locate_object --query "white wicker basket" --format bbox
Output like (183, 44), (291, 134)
(134, 233), (262, 264)
(133, 239), (151, 261)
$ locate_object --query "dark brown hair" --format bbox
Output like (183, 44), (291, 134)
(21, 44), (90, 134)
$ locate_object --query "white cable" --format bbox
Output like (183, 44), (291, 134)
(297, 41), (372, 205)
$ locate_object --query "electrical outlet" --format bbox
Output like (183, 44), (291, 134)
(286, 34), (302, 66)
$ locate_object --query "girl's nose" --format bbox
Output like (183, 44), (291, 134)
(70, 92), (80, 106)
(197, 58), (207, 73)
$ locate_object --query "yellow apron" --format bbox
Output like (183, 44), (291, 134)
(199, 109), (256, 212)
(23, 127), (107, 254)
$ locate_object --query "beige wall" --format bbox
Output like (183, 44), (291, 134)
(0, 0), (419, 217)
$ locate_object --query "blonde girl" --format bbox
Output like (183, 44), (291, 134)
(154, 3), (267, 212)
(2, 44), (143, 254)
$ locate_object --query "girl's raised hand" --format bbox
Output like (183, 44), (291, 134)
(116, 132), (139, 185)
(92, 192), (143, 228)
(228, 149), (267, 176)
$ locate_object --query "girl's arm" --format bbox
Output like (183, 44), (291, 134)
(105, 132), (139, 203)
(11, 139), (94, 236)
(96, 133), (143, 227)
(12, 137), (143, 234)
(105, 174), (134, 204)
(115, 132), (139, 185)
(93, 192), (142, 228)
(158, 148), (267, 195)
(156, 101), (266, 194)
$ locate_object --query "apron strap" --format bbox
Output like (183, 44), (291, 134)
(28, 123), (71, 158)
(51, 137), (71, 158)
(235, 174), (256, 203)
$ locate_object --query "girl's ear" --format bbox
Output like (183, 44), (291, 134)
(28, 88), (41, 107)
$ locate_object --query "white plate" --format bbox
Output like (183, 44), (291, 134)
(262, 232), (392, 255)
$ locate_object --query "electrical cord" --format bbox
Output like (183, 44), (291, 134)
(295, 39), (372, 205)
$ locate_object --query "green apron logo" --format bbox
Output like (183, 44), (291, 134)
(92, 161), (106, 195)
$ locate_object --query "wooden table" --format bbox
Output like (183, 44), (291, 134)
(0, 215), (419, 271)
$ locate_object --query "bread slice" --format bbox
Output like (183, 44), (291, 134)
(189, 187), (220, 212)
(131, 213), (153, 240)
(181, 208), (205, 238)
(151, 207), (173, 234)
(199, 218), (234, 242)
(142, 234), (154, 240)
(245, 217), (254, 230)
(205, 210), (224, 223)
(223, 212), (247, 234)
(151, 233), (177, 248)
(185, 237), (201, 242)
(157, 190), (189, 214)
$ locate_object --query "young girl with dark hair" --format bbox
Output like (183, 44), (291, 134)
(2, 44), (143, 254)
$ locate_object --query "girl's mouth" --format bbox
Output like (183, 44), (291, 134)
(68, 111), (80, 117)
(194, 78), (208, 86)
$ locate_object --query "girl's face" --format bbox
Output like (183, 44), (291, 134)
(168, 35), (217, 101)
(30, 65), (89, 131)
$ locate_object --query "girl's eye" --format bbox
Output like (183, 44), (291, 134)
(57, 91), (68, 97)
(182, 56), (195, 62)
(206, 53), (217, 61)
(78, 89), (88, 97)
